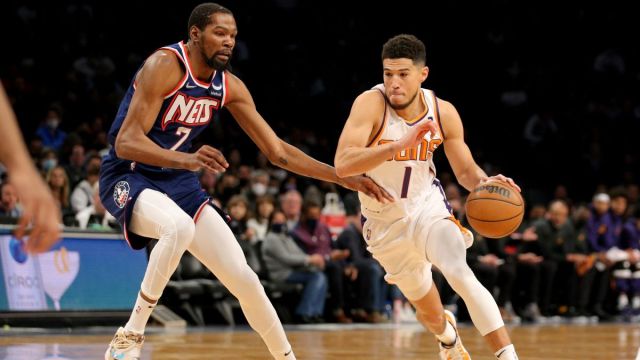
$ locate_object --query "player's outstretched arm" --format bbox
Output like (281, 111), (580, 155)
(225, 75), (392, 203)
(440, 99), (520, 192)
(0, 84), (61, 253)
(335, 91), (438, 177)
(115, 51), (228, 173)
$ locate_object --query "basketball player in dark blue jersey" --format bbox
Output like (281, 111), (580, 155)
(101, 3), (392, 360)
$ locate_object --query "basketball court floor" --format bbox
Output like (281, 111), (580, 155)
(1, 322), (639, 359)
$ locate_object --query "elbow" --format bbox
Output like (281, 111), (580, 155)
(334, 155), (350, 178)
(335, 163), (349, 178)
(266, 142), (287, 167)
(114, 133), (132, 160)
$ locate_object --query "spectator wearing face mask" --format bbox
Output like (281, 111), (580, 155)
(292, 199), (352, 323)
(40, 149), (59, 175)
(247, 195), (276, 243)
(262, 210), (328, 323)
(243, 169), (270, 210)
(35, 104), (67, 151)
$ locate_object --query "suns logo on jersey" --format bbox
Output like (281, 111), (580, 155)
(162, 93), (219, 129)
(378, 136), (442, 162)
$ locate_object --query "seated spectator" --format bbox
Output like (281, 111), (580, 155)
(535, 200), (594, 320)
(280, 189), (302, 230)
(247, 195), (275, 243)
(35, 104), (66, 151)
(586, 192), (616, 318)
(75, 182), (117, 230)
(65, 143), (86, 189)
(227, 195), (260, 273)
(262, 210), (327, 323)
(614, 206), (640, 316)
(40, 149), (59, 175)
(292, 199), (351, 323)
(0, 182), (22, 219)
(46, 165), (73, 224)
(336, 193), (386, 323)
(70, 160), (100, 213)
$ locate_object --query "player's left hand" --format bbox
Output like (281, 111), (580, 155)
(340, 175), (394, 203)
(481, 174), (521, 192)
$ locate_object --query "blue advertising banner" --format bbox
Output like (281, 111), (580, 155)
(0, 229), (147, 311)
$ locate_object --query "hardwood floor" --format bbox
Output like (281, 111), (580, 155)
(1, 322), (639, 359)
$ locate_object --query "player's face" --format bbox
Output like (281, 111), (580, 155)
(383, 58), (428, 110)
(195, 13), (237, 70)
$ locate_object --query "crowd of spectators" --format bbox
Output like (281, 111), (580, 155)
(1, 1), (639, 324)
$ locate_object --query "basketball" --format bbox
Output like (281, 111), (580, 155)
(465, 180), (524, 238)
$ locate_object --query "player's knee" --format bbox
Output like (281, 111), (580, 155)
(230, 265), (263, 297)
(388, 267), (433, 302)
(440, 262), (475, 291)
(159, 212), (195, 247)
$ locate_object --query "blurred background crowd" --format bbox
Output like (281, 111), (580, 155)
(1, 0), (638, 325)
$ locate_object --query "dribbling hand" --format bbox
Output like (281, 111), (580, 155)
(184, 145), (229, 173)
(480, 174), (521, 192)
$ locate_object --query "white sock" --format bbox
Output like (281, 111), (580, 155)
(632, 295), (640, 309)
(495, 344), (518, 360)
(435, 320), (457, 346)
(124, 292), (156, 334)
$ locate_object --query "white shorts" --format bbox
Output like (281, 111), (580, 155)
(361, 187), (461, 300)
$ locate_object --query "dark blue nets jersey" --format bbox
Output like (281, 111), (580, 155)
(104, 41), (227, 176)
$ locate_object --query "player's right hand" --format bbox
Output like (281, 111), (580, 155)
(185, 145), (229, 173)
(394, 118), (438, 152)
(11, 170), (61, 253)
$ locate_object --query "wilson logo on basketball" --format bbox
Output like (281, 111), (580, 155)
(162, 93), (219, 129)
(474, 185), (510, 198)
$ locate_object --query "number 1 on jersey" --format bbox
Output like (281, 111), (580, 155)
(401, 166), (412, 198)
(170, 126), (191, 151)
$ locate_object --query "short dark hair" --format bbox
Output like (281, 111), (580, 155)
(382, 34), (426, 65)
(188, 3), (233, 34)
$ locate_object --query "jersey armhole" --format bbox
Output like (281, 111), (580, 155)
(366, 90), (388, 147)
(221, 71), (229, 107)
(159, 47), (189, 99)
(431, 90), (445, 140)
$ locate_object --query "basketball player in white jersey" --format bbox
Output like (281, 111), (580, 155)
(335, 34), (520, 360)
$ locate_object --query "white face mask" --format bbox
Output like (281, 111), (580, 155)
(46, 118), (60, 129)
(42, 158), (58, 172)
(252, 183), (267, 196)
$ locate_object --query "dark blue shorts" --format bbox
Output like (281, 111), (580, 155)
(99, 159), (225, 250)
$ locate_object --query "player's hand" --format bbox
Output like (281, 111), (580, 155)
(480, 174), (521, 192)
(10, 170), (61, 253)
(394, 118), (438, 152)
(185, 145), (229, 173)
(340, 175), (394, 203)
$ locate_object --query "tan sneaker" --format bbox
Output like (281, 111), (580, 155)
(438, 310), (471, 360)
(104, 327), (144, 360)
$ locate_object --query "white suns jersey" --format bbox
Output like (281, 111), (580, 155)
(359, 84), (448, 221)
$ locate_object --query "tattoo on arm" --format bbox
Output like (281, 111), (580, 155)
(278, 157), (288, 166)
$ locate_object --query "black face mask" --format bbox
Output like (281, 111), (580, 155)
(306, 219), (318, 230)
(271, 223), (286, 234)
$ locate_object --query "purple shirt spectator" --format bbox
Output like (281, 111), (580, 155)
(586, 207), (616, 252)
(618, 218), (639, 250)
(291, 220), (333, 257)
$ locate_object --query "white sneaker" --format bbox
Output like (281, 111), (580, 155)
(438, 310), (471, 360)
(104, 327), (144, 360)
